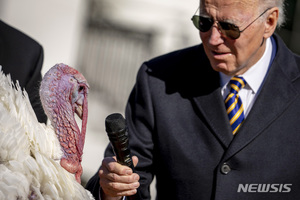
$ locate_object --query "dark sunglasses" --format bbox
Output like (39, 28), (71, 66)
(191, 7), (271, 40)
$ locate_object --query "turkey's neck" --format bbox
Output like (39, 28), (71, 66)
(53, 99), (86, 183)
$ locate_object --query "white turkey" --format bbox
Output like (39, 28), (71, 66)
(0, 63), (95, 199)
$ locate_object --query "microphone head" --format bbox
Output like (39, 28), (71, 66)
(105, 113), (126, 133)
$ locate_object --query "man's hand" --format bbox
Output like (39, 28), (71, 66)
(99, 156), (140, 200)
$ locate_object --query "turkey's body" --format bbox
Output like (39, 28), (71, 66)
(0, 64), (94, 200)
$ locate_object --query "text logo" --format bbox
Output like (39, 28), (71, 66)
(237, 184), (292, 193)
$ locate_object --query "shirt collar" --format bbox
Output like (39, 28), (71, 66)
(220, 37), (273, 94)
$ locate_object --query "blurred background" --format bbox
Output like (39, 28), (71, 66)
(0, 0), (299, 198)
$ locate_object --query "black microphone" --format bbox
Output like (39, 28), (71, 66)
(105, 113), (141, 200)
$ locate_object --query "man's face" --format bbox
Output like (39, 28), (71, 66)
(200, 0), (268, 76)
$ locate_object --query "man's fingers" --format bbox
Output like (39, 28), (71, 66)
(99, 156), (140, 198)
(101, 179), (140, 191)
(132, 156), (139, 168)
(99, 166), (139, 183)
(104, 172), (140, 183)
(100, 179), (140, 197)
(101, 157), (133, 175)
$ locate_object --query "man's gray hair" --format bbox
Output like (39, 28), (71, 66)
(260, 0), (286, 27)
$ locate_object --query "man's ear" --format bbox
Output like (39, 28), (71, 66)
(263, 7), (279, 38)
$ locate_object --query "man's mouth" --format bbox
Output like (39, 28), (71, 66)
(213, 50), (229, 55)
(212, 50), (231, 58)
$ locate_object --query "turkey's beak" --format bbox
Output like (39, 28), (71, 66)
(75, 105), (83, 120)
(73, 82), (89, 120)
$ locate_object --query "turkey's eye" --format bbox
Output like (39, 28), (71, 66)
(78, 86), (84, 92)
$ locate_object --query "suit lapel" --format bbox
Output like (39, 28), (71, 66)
(187, 45), (233, 149)
(192, 62), (298, 159)
(193, 87), (233, 148)
(223, 36), (300, 161)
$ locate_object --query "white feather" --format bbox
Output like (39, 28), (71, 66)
(0, 68), (94, 200)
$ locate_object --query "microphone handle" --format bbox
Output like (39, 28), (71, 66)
(109, 128), (135, 169)
(106, 116), (141, 200)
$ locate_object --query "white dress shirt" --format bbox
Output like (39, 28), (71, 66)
(220, 37), (273, 118)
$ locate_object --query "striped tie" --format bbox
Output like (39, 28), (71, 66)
(224, 76), (247, 135)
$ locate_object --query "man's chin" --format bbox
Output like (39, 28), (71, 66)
(210, 62), (231, 74)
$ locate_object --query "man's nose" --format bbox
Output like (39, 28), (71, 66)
(208, 24), (224, 45)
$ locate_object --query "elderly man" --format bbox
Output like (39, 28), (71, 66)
(87, 0), (300, 199)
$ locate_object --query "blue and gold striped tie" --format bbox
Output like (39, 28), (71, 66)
(224, 76), (247, 135)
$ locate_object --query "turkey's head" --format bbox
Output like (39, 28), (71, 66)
(40, 63), (89, 183)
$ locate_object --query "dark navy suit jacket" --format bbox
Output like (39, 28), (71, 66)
(0, 20), (47, 123)
(86, 34), (300, 200)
